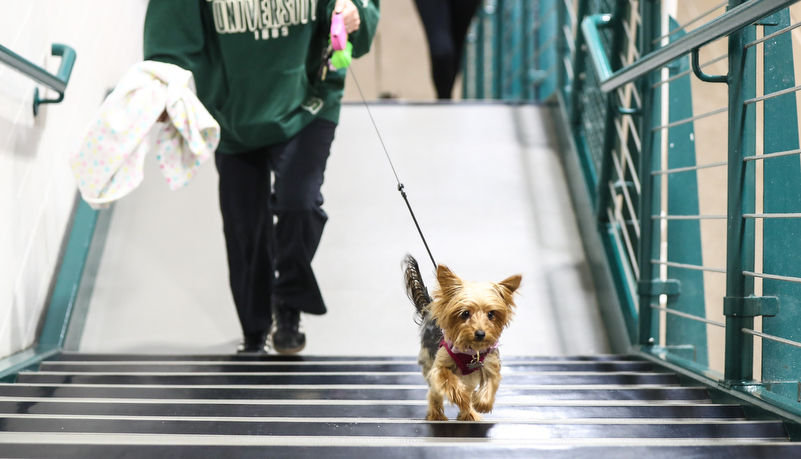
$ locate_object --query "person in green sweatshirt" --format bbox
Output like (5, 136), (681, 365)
(143, 0), (380, 354)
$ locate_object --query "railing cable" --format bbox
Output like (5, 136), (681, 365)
(650, 305), (726, 328)
(652, 161), (728, 176)
(744, 213), (801, 219)
(651, 106), (728, 131)
(742, 329), (801, 350)
(652, 215), (727, 220)
(745, 20), (801, 49)
(744, 148), (801, 162)
(744, 271), (801, 285)
(651, 0), (729, 45)
(744, 83), (801, 105)
(652, 260), (727, 274)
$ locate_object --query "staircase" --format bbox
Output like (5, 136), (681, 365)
(0, 352), (798, 458)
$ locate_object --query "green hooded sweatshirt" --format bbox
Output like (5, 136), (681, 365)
(143, 0), (379, 153)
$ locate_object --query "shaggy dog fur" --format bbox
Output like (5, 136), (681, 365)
(404, 255), (521, 421)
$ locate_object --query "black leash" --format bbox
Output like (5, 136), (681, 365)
(347, 67), (438, 270)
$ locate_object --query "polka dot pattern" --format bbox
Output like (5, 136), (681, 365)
(69, 61), (220, 208)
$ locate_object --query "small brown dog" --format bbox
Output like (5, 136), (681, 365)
(404, 255), (521, 421)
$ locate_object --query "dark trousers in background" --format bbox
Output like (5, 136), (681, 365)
(215, 119), (337, 340)
(414, 0), (482, 99)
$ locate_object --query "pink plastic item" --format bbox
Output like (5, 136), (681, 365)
(330, 13), (347, 51)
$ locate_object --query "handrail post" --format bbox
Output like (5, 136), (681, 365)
(569, 0), (591, 125)
(636, 0), (662, 348)
(723, 0), (757, 385)
(0, 43), (76, 116)
(594, 0), (632, 222)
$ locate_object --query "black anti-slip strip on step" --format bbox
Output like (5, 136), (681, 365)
(0, 400), (745, 420)
(15, 372), (679, 386)
(1, 443), (800, 459)
(38, 361), (657, 373)
(0, 417), (788, 439)
(0, 385), (712, 401)
(52, 353), (643, 362)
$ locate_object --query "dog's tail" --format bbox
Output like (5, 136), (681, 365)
(404, 254), (432, 321)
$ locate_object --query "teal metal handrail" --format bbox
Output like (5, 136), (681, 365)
(581, 14), (614, 83)
(463, 0), (801, 428)
(0, 43), (76, 115)
(598, 0), (794, 92)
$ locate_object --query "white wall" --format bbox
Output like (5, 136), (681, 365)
(0, 0), (148, 358)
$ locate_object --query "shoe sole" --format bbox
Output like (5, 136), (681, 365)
(274, 342), (306, 355)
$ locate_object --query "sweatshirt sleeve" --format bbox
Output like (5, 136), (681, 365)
(321, 0), (380, 59)
(143, 0), (206, 72)
(349, 0), (380, 59)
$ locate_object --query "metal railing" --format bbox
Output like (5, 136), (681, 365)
(0, 43), (76, 115)
(464, 0), (801, 422)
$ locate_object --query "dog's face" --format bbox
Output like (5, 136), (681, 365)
(430, 265), (521, 352)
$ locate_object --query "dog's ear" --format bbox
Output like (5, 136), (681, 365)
(436, 264), (463, 298)
(496, 274), (522, 300)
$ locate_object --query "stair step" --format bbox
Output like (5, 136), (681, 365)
(2, 352), (792, 456)
(38, 361), (659, 373)
(1, 442), (800, 459)
(15, 371), (679, 386)
(0, 416), (787, 439)
(0, 384), (712, 401)
(0, 400), (746, 419)
(53, 353), (644, 362)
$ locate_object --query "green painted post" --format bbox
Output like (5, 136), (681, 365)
(723, 0), (757, 384)
(522, 0), (532, 100)
(596, 0), (634, 220)
(664, 18), (708, 366)
(636, 0), (662, 347)
(493, 0), (503, 99)
(554, 0), (569, 101)
(569, 0), (590, 125)
(38, 200), (99, 350)
(761, 9), (801, 399)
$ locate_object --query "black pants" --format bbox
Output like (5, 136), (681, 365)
(414, 0), (482, 99)
(215, 119), (337, 339)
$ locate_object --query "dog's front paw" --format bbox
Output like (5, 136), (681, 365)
(426, 410), (448, 421)
(473, 389), (496, 413)
(457, 409), (482, 422)
(443, 380), (469, 408)
(473, 398), (494, 414)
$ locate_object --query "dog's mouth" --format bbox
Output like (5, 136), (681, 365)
(453, 338), (498, 354)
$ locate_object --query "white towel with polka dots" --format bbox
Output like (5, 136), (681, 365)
(69, 60), (220, 209)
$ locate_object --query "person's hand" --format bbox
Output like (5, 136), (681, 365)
(334, 0), (360, 34)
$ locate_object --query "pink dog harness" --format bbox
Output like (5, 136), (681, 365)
(440, 339), (498, 375)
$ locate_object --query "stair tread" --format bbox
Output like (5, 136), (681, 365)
(14, 372), (680, 386)
(0, 416), (787, 439)
(2, 442), (800, 459)
(0, 384), (712, 401)
(0, 400), (745, 419)
(53, 353), (644, 362)
(38, 361), (659, 373)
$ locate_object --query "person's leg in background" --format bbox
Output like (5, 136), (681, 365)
(414, 0), (453, 99)
(448, 0), (482, 97)
(215, 149), (274, 353)
(414, 0), (481, 99)
(270, 118), (337, 354)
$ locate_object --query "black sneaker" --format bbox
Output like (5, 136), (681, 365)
(272, 302), (306, 354)
(237, 333), (270, 354)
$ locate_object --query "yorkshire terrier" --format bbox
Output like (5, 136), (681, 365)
(403, 255), (521, 421)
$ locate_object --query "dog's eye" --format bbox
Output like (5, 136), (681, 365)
(459, 311), (470, 320)
(487, 311), (495, 320)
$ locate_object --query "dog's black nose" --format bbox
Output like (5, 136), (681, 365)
(475, 330), (485, 341)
